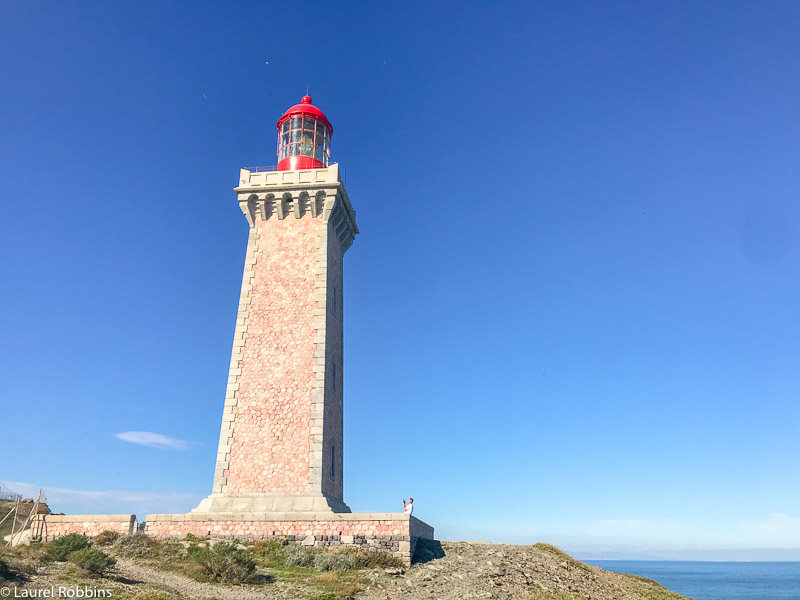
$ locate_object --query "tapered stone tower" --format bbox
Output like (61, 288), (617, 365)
(146, 96), (432, 564)
(194, 96), (358, 515)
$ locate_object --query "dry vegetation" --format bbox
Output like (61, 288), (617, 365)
(0, 534), (691, 600)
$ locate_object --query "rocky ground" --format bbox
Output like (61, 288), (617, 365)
(2, 539), (691, 600)
(358, 541), (690, 600)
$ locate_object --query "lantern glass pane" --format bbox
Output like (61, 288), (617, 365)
(291, 117), (302, 130)
(281, 121), (290, 134)
(290, 129), (301, 143)
(302, 131), (314, 145)
(304, 117), (317, 131)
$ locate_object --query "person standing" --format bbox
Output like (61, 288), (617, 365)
(402, 497), (414, 516)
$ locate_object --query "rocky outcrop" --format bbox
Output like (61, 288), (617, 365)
(358, 541), (690, 600)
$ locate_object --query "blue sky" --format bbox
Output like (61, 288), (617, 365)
(1, 1), (799, 559)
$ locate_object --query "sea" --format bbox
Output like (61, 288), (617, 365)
(585, 560), (800, 600)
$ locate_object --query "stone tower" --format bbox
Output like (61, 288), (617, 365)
(138, 95), (430, 562)
(194, 97), (358, 515)
(34, 94), (432, 565)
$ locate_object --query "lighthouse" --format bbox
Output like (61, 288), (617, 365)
(145, 96), (433, 564)
(193, 95), (357, 514)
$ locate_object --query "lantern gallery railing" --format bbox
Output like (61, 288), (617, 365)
(244, 165), (279, 172)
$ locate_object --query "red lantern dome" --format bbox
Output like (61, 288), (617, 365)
(276, 95), (333, 171)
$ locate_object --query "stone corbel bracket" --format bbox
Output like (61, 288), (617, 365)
(234, 163), (358, 253)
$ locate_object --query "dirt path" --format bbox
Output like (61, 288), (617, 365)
(113, 557), (302, 600)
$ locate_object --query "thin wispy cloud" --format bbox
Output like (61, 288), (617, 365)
(0, 480), (204, 518)
(114, 431), (190, 450)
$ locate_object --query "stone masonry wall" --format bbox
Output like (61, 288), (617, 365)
(146, 513), (434, 564)
(146, 515), (432, 565)
(31, 515), (135, 542)
(222, 213), (322, 494)
(146, 518), (408, 538)
(409, 516), (435, 559)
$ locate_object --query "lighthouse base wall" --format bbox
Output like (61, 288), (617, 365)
(191, 492), (351, 514)
(144, 512), (434, 566)
(30, 514), (136, 542)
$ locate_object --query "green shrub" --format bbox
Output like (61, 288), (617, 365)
(46, 534), (92, 561)
(249, 539), (289, 568)
(67, 547), (116, 576)
(282, 544), (316, 568)
(154, 539), (186, 562)
(261, 543), (402, 572)
(310, 593), (339, 600)
(186, 542), (256, 583)
(312, 551), (354, 571)
(93, 530), (120, 546)
(313, 547), (402, 571)
(112, 533), (161, 558)
(350, 549), (403, 569)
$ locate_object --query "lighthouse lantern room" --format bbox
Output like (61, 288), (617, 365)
(276, 95), (332, 171)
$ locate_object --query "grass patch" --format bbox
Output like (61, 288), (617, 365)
(619, 572), (688, 600)
(0, 545), (43, 581)
(267, 564), (320, 582)
(249, 542), (396, 598)
(249, 539), (287, 566)
(314, 570), (363, 597)
(533, 543), (593, 573)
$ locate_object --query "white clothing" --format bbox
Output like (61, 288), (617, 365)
(403, 502), (413, 516)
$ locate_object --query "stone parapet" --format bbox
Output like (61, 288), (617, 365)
(234, 164), (358, 252)
(236, 163), (341, 190)
(145, 512), (433, 566)
(31, 514), (136, 542)
(410, 515), (435, 541)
